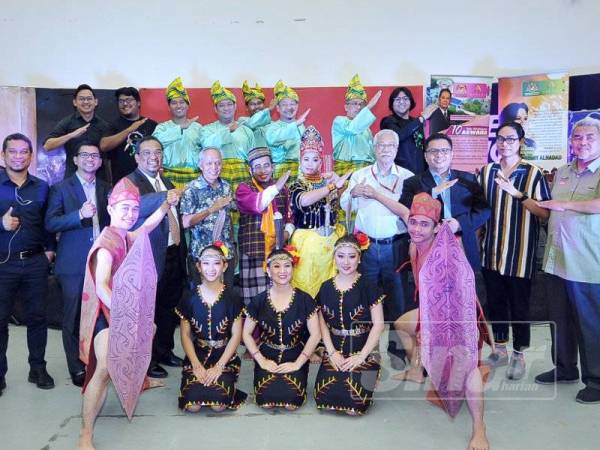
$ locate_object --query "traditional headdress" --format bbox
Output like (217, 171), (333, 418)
(248, 146), (272, 165)
(333, 232), (370, 253)
(108, 177), (140, 206)
(409, 192), (442, 223)
(299, 125), (324, 158)
(274, 80), (299, 103)
(242, 80), (265, 103)
(210, 80), (236, 105)
(166, 77), (190, 104)
(345, 74), (368, 102)
(199, 241), (229, 261)
(266, 245), (300, 267)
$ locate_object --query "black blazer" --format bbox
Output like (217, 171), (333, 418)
(45, 174), (111, 276)
(428, 108), (452, 135)
(400, 169), (491, 270)
(126, 168), (187, 277)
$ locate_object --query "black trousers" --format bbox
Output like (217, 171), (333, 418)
(57, 274), (85, 376)
(482, 268), (532, 351)
(153, 245), (185, 360)
(0, 254), (49, 377)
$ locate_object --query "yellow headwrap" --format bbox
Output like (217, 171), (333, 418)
(274, 80), (299, 103)
(166, 77), (190, 104)
(210, 80), (236, 105)
(242, 80), (266, 103)
(345, 74), (368, 102)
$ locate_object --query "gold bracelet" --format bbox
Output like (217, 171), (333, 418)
(327, 183), (336, 192)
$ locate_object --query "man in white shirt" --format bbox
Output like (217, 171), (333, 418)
(340, 129), (413, 367)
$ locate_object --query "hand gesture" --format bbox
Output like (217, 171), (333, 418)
(361, 184), (378, 199)
(494, 174), (520, 198)
(340, 353), (366, 372)
(275, 170), (291, 191)
(203, 365), (223, 386)
(296, 108), (311, 126)
(327, 351), (345, 372)
(421, 103), (438, 120)
(211, 195), (231, 212)
(70, 123), (90, 138)
(130, 117), (148, 131)
(432, 178), (458, 196)
(80, 200), (96, 219)
(268, 98), (278, 111)
(228, 121), (239, 132)
(192, 365), (207, 384)
(182, 116), (199, 129)
(45, 251), (55, 263)
(166, 189), (182, 206)
(350, 180), (367, 198)
(335, 171), (353, 189)
(366, 90), (383, 110)
(2, 207), (20, 231)
(537, 200), (566, 211)
(259, 357), (279, 373)
(275, 361), (300, 374)
(442, 217), (461, 234)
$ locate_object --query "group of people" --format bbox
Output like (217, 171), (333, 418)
(1, 74), (600, 450)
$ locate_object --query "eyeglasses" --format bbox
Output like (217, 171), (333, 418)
(376, 143), (397, 149)
(118, 98), (137, 105)
(425, 148), (452, 156)
(139, 150), (163, 158)
(572, 134), (598, 143)
(77, 152), (101, 160)
(496, 136), (520, 144)
(393, 96), (411, 103)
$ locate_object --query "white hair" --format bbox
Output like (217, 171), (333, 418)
(572, 116), (600, 136)
(198, 147), (222, 167)
(373, 129), (399, 147)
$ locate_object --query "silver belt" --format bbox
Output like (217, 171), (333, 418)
(198, 338), (228, 349)
(329, 327), (369, 337)
(262, 341), (300, 351)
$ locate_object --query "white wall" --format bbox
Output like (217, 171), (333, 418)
(1, 0), (598, 89)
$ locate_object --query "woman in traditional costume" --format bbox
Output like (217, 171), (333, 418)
(78, 178), (175, 450)
(242, 248), (321, 410)
(314, 234), (384, 415)
(177, 243), (246, 412)
(289, 126), (351, 298)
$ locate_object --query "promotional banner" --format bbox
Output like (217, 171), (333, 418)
(426, 75), (493, 122)
(568, 110), (600, 162)
(446, 115), (491, 173)
(498, 73), (569, 171)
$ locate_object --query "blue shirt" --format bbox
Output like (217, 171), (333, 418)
(430, 169), (452, 219)
(0, 171), (54, 257)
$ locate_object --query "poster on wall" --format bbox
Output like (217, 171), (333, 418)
(426, 75), (493, 122)
(446, 115), (491, 173)
(498, 72), (569, 171)
(568, 110), (600, 162)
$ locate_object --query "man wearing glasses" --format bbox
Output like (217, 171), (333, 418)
(127, 136), (186, 378)
(43, 84), (110, 181)
(100, 87), (157, 184)
(400, 133), (490, 272)
(45, 142), (110, 386)
(0, 133), (56, 395)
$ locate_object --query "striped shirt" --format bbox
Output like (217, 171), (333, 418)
(479, 161), (551, 279)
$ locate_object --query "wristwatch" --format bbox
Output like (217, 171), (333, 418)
(517, 193), (528, 202)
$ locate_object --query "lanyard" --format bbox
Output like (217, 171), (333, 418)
(370, 166), (398, 194)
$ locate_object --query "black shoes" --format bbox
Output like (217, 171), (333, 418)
(576, 387), (600, 404)
(158, 352), (183, 367)
(0, 376), (6, 396)
(28, 367), (55, 390)
(71, 371), (86, 387)
(147, 362), (168, 378)
(534, 369), (579, 385)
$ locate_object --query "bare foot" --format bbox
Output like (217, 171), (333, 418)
(146, 377), (165, 389)
(345, 409), (359, 416)
(186, 404), (201, 413)
(468, 427), (489, 450)
(211, 405), (227, 412)
(392, 367), (425, 384)
(261, 404), (274, 409)
(284, 405), (298, 411)
(78, 432), (95, 450)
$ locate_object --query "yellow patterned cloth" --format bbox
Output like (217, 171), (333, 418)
(221, 158), (250, 227)
(242, 81), (265, 103)
(210, 80), (236, 105)
(333, 160), (370, 177)
(162, 166), (199, 190)
(345, 74), (368, 102)
(274, 80), (299, 103)
(166, 77), (190, 104)
(273, 160), (299, 181)
(291, 224), (345, 298)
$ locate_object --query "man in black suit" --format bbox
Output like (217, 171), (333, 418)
(126, 136), (186, 378)
(45, 142), (110, 386)
(400, 133), (490, 272)
(428, 88), (453, 135)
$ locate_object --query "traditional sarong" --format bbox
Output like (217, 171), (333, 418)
(239, 253), (268, 305)
(221, 158), (250, 195)
(273, 160), (299, 181)
(290, 224), (345, 298)
(333, 160), (370, 177)
(162, 166), (199, 190)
